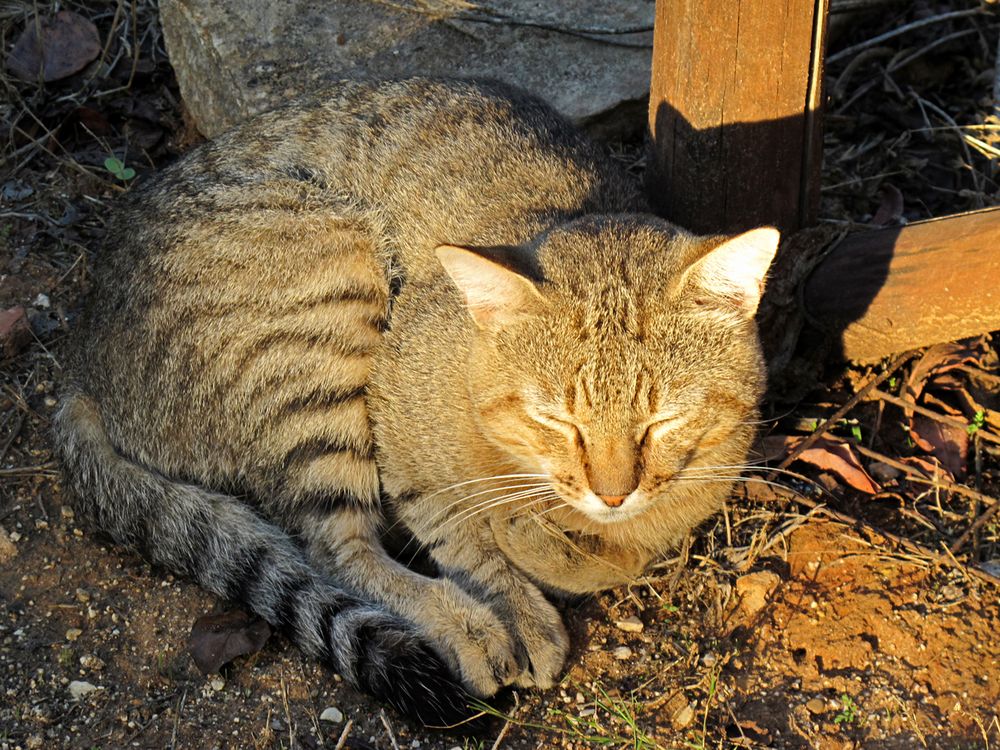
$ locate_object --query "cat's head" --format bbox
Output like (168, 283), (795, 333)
(436, 215), (779, 526)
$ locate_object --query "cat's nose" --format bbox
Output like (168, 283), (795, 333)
(597, 494), (626, 507)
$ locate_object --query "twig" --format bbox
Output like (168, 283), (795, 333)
(853, 443), (998, 507)
(869, 388), (1000, 446)
(490, 714), (513, 750)
(379, 709), (401, 750)
(911, 92), (987, 199)
(368, 0), (653, 47)
(769, 350), (917, 478)
(333, 719), (354, 750)
(827, 8), (985, 65)
(950, 501), (1000, 555)
(745, 480), (1000, 588)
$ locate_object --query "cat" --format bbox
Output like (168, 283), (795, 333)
(54, 78), (779, 724)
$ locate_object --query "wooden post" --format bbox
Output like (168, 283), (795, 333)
(647, 0), (829, 236)
(804, 208), (1000, 362)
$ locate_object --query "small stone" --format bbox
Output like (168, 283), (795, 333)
(319, 706), (344, 723)
(79, 654), (105, 671)
(735, 570), (781, 617)
(575, 692), (585, 704)
(68, 680), (99, 700)
(614, 615), (644, 633)
(61, 506), (76, 520)
(65, 628), (83, 642)
(0, 527), (16, 563)
(579, 706), (596, 717)
(9, 530), (22, 543)
(34, 293), (51, 309)
(612, 646), (633, 660)
(672, 702), (696, 728)
(701, 652), (718, 668)
(210, 677), (225, 691)
(75, 588), (90, 603)
(26, 736), (44, 750)
(805, 697), (827, 715)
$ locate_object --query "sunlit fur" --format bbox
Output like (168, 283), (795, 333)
(53, 78), (776, 718)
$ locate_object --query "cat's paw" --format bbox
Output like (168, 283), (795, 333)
(507, 592), (569, 689)
(421, 579), (520, 697)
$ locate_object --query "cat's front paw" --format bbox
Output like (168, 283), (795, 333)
(507, 591), (570, 689)
(421, 579), (521, 697)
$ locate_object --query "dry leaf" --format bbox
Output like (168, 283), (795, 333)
(0, 306), (31, 358)
(899, 455), (954, 483)
(188, 609), (271, 674)
(905, 338), (989, 406)
(7, 11), (100, 83)
(761, 435), (880, 495)
(870, 183), (904, 226)
(910, 414), (967, 479)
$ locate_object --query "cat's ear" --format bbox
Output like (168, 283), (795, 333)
(435, 244), (545, 328)
(684, 227), (780, 318)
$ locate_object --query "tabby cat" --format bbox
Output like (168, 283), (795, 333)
(54, 78), (779, 723)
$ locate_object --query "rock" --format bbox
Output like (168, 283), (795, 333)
(65, 628), (83, 641)
(159, 0), (652, 140)
(68, 680), (100, 700)
(0, 526), (16, 564)
(319, 706), (344, 723)
(0, 306), (31, 359)
(209, 677), (226, 691)
(734, 570), (781, 618)
(672, 702), (696, 729)
(614, 615), (644, 633)
(80, 654), (105, 671)
(805, 697), (827, 715)
(612, 645), (633, 660)
(700, 651), (718, 668)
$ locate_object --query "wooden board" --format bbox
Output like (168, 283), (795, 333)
(804, 208), (1000, 362)
(646, 0), (828, 235)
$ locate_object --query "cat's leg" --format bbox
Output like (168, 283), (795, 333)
(298, 504), (522, 697)
(420, 522), (571, 690)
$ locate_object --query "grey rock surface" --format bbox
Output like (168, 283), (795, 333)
(160, 0), (653, 138)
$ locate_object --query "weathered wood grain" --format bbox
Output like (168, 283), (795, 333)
(804, 207), (1000, 362)
(646, 0), (828, 235)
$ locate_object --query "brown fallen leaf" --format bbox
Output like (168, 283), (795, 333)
(870, 183), (904, 226)
(0, 306), (32, 359)
(905, 338), (989, 406)
(910, 414), (967, 479)
(899, 455), (955, 483)
(7, 11), (100, 83)
(762, 435), (880, 495)
(188, 609), (271, 674)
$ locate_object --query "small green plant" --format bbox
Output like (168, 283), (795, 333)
(888, 376), (898, 390)
(834, 694), (861, 726)
(850, 424), (863, 443)
(967, 409), (986, 436)
(661, 603), (679, 614)
(104, 156), (136, 181)
(57, 646), (74, 668)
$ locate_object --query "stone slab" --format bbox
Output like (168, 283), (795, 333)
(160, 0), (653, 139)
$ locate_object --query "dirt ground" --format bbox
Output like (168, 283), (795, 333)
(2, 1), (1000, 749)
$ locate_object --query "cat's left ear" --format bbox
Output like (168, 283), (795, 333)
(435, 244), (545, 328)
(684, 227), (780, 318)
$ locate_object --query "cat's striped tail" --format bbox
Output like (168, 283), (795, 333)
(53, 393), (469, 725)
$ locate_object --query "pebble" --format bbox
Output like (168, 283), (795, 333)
(65, 628), (83, 642)
(579, 706), (596, 717)
(75, 588), (91, 603)
(672, 702), (696, 728)
(805, 697), (827, 715)
(0, 527), (16, 563)
(79, 654), (105, 671)
(734, 570), (781, 617)
(319, 706), (344, 723)
(614, 615), (644, 633)
(612, 646), (633, 660)
(701, 651), (718, 668)
(210, 677), (225, 691)
(34, 293), (51, 309)
(68, 680), (99, 700)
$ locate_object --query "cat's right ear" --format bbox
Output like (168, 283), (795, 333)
(435, 245), (545, 328)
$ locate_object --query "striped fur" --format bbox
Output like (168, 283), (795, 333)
(55, 79), (777, 722)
